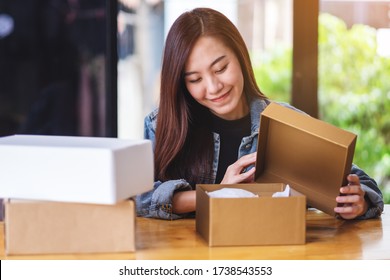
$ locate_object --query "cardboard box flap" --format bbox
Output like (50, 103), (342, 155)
(255, 102), (356, 216)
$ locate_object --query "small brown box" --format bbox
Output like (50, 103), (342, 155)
(255, 102), (357, 216)
(196, 183), (306, 246)
(4, 199), (135, 255)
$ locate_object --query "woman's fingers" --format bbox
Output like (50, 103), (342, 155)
(221, 153), (257, 184)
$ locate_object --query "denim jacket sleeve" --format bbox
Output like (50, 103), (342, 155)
(135, 111), (193, 220)
(135, 179), (193, 220)
(350, 164), (384, 219)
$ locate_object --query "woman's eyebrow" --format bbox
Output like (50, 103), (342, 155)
(210, 55), (226, 67)
(184, 55), (226, 76)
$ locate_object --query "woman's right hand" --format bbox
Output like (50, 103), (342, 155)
(220, 152), (257, 184)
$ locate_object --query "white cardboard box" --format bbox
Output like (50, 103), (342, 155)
(0, 134), (153, 204)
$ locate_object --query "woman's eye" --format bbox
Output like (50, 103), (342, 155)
(216, 64), (228, 73)
(189, 78), (201, 83)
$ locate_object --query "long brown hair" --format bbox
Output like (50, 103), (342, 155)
(154, 8), (267, 185)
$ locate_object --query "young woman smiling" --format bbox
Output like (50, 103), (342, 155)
(136, 8), (383, 221)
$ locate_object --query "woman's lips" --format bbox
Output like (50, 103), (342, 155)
(210, 91), (230, 102)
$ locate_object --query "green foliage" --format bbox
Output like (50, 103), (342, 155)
(318, 13), (390, 203)
(252, 13), (390, 203)
(252, 45), (291, 103)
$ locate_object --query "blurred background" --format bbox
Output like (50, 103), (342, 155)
(0, 0), (389, 203)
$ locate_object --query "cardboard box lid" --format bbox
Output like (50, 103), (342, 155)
(255, 102), (357, 216)
(0, 134), (153, 204)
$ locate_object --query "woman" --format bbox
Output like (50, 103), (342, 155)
(136, 7), (383, 220)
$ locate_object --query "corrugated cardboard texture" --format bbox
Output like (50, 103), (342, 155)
(255, 103), (356, 216)
(196, 184), (306, 246)
(5, 199), (135, 255)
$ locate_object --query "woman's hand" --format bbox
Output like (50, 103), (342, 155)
(220, 152), (257, 184)
(334, 174), (368, 219)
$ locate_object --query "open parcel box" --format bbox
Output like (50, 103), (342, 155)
(4, 199), (136, 255)
(196, 102), (356, 246)
(196, 183), (306, 246)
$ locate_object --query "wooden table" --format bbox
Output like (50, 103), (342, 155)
(1, 205), (389, 260)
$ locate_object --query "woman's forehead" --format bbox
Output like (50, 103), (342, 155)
(185, 36), (234, 70)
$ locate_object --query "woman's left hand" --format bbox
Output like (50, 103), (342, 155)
(334, 174), (368, 219)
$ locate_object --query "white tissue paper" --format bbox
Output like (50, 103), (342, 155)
(206, 188), (258, 198)
(272, 185), (291, 197)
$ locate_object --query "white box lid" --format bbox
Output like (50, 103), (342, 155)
(0, 134), (154, 204)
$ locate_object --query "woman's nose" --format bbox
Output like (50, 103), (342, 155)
(206, 75), (223, 95)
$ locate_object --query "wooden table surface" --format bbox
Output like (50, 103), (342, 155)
(1, 205), (389, 260)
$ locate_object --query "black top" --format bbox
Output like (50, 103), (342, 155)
(211, 113), (251, 183)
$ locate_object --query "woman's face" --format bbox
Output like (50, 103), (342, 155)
(184, 36), (248, 120)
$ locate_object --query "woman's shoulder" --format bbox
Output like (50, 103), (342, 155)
(144, 108), (158, 134)
(248, 97), (308, 118)
(145, 108), (159, 123)
(269, 100), (308, 115)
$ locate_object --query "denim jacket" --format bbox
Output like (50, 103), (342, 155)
(136, 98), (384, 220)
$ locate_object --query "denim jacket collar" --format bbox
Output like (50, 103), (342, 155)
(248, 97), (269, 135)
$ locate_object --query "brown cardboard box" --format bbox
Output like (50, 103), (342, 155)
(196, 183), (306, 246)
(255, 102), (357, 216)
(4, 199), (135, 255)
